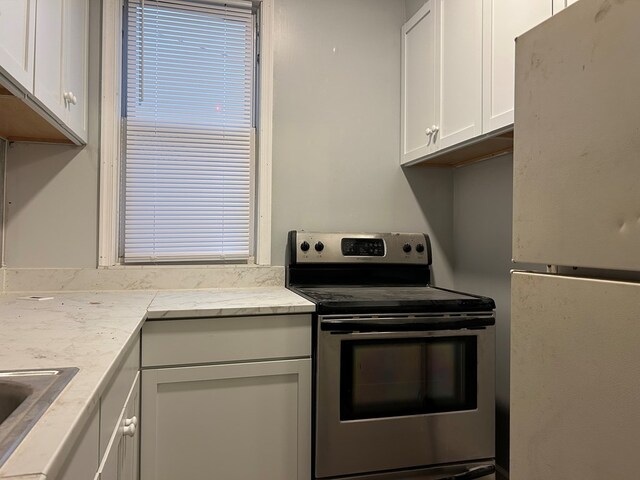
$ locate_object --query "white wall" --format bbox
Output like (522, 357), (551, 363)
(270, 0), (454, 286)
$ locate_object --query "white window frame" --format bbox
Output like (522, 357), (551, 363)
(98, 0), (273, 267)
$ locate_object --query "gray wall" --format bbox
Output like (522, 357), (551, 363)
(270, 0), (454, 286)
(4, 142), (99, 267)
(3, 0), (456, 285)
(405, 0), (428, 19)
(4, 0), (101, 268)
(0, 139), (5, 266)
(1, 0), (514, 472)
(453, 154), (514, 473)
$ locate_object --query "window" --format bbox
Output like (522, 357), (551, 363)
(121, 0), (257, 263)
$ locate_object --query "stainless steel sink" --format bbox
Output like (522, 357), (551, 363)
(0, 368), (78, 468)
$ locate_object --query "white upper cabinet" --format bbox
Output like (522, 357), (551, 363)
(401, 0), (482, 165)
(0, 0), (36, 92)
(402, 0), (550, 166)
(401, 0), (437, 164)
(34, 0), (89, 143)
(34, 0), (66, 121)
(435, 0), (482, 151)
(0, 0), (88, 144)
(482, 0), (552, 133)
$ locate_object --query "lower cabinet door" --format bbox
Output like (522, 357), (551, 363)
(100, 373), (140, 480)
(141, 359), (311, 480)
(56, 405), (99, 480)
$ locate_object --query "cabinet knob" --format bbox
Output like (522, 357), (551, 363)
(124, 416), (138, 427)
(431, 124), (439, 133)
(64, 91), (77, 105)
(425, 128), (433, 136)
(123, 423), (137, 437)
(123, 416), (138, 436)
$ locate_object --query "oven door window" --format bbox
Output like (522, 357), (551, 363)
(340, 337), (477, 420)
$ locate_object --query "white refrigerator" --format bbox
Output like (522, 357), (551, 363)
(511, 0), (640, 478)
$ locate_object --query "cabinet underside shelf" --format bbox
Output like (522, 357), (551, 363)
(403, 127), (513, 168)
(0, 86), (74, 144)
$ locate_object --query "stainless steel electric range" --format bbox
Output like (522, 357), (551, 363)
(285, 231), (496, 480)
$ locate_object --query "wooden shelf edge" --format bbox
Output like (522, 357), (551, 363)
(0, 94), (75, 145)
(402, 126), (514, 168)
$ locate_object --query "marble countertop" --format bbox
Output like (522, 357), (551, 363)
(0, 287), (314, 479)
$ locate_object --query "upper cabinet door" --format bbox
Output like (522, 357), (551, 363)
(34, 0), (66, 122)
(513, 0), (640, 270)
(401, 0), (437, 164)
(482, 0), (551, 133)
(33, 0), (89, 144)
(0, 0), (36, 91)
(434, 0), (482, 151)
(63, 0), (89, 142)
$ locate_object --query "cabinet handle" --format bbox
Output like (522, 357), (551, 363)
(431, 124), (439, 133)
(123, 416), (138, 436)
(425, 128), (433, 136)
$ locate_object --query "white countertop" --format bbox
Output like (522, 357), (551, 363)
(0, 287), (314, 479)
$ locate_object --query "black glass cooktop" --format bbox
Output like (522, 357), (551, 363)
(289, 285), (495, 315)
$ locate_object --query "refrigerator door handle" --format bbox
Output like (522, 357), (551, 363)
(440, 465), (496, 480)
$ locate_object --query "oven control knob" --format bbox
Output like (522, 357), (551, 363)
(402, 243), (412, 253)
(315, 241), (325, 252)
(300, 241), (310, 252)
(416, 243), (425, 253)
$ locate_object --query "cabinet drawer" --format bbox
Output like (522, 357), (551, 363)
(100, 334), (140, 461)
(141, 314), (312, 367)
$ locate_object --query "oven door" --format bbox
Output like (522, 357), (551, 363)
(315, 314), (495, 479)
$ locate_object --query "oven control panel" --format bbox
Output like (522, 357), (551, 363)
(288, 231), (431, 265)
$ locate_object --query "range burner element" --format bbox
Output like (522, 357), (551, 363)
(286, 231), (494, 315)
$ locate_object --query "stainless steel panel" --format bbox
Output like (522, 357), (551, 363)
(292, 232), (430, 264)
(315, 319), (495, 478)
(333, 461), (495, 479)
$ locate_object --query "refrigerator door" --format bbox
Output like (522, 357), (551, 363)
(512, 0), (640, 270)
(511, 272), (640, 479)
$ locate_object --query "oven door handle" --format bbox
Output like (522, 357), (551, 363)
(320, 316), (494, 332)
(440, 465), (496, 480)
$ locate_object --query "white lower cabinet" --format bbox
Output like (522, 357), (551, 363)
(99, 373), (140, 480)
(141, 359), (311, 480)
(56, 406), (100, 480)
(140, 314), (312, 480)
(53, 337), (140, 480)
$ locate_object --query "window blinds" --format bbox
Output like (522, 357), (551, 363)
(123, 0), (254, 263)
